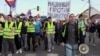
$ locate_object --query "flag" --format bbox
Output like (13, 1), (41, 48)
(5, 0), (16, 15)
(5, 0), (16, 8)
(27, 9), (32, 16)
(26, 9), (32, 18)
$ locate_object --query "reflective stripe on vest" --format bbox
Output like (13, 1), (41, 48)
(62, 25), (66, 38)
(78, 20), (86, 38)
(0, 24), (3, 36)
(78, 20), (85, 32)
(15, 22), (22, 35)
(3, 21), (14, 39)
(47, 22), (55, 34)
(27, 22), (35, 32)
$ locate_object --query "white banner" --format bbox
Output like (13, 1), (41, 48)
(48, 1), (70, 20)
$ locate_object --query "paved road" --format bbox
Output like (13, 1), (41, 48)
(5, 35), (100, 56)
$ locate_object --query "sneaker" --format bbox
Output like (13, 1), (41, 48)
(48, 49), (51, 53)
(19, 49), (22, 53)
(16, 50), (19, 54)
(52, 46), (54, 50)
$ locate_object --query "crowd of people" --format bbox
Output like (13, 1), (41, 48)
(0, 13), (100, 56)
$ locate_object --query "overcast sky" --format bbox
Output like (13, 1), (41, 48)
(0, 0), (100, 16)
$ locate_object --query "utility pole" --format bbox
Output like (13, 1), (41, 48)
(88, 0), (91, 19)
(82, 0), (91, 19)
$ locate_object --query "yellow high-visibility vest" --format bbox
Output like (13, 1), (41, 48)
(3, 21), (15, 39)
(47, 22), (55, 34)
(27, 21), (35, 33)
(62, 25), (66, 38)
(78, 20), (86, 37)
(15, 22), (22, 35)
(78, 20), (85, 32)
(0, 23), (3, 36)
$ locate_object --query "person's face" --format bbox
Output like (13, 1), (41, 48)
(34, 16), (38, 20)
(8, 16), (12, 21)
(48, 18), (52, 22)
(79, 16), (84, 20)
(91, 19), (95, 23)
(69, 14), (76, 22)
(88, 19), (92, 24)
(16, 18), (20, 22)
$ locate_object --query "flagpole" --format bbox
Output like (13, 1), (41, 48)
(9, 7), (12, 16)
(4, 4), (7, 15)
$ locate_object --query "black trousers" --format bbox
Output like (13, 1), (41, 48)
(79, 30), (85, 46)
(27, 32), (35, 50)
(14, 35), (21, 50)
(55, 33), (62, 44)
(0, 36), (3, 52)
(54, 33), (57, 43)
(2, 38), (16, 56)
(43, 32), (48, 49)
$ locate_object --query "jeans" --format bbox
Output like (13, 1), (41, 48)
(47, 34), (55, 50)
(21, 34), (27, 48)
(89, 32), (96, 44)
(66, 44), (78, 56)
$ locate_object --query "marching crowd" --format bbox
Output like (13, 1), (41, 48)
(0, 13), (100, 56)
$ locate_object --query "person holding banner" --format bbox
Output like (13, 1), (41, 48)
(45, 17), (55, 52)
(60, 14), (79, 56)
(2, 15), (16, 56)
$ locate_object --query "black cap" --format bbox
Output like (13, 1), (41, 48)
(29, 16), (33, 19)
(16, 16), (20, 18)
(8, 14), (12, 18)
(79, 14), (83, 18)
(48, 16), (51, 19)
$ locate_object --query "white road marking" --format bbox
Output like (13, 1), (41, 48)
(47, 53), (58, 56)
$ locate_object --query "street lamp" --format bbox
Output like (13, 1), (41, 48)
(31, 6), (40, 11)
